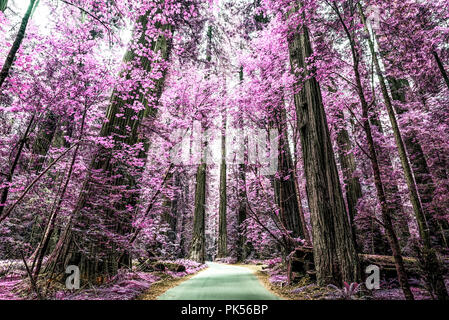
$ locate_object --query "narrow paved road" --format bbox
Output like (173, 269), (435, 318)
(158, 262), (281, 300)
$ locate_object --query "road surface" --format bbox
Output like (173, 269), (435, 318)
(158, 262), (281, 300)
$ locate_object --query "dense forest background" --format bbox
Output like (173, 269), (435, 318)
(0, 0), (448, 300)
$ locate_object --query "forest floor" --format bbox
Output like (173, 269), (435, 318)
(152, 262), (281, 300)
(0, 258), (206, 300)
(235, 263), (327, 300)
(235, 263), (441, 300)
(1, 259), (445, 300)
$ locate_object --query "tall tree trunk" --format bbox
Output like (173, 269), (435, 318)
(31, 108), (87, 280)
(0, 115), (35, 222)
(45, 12), (173, 280)
(292, 166), (311, 244)
(388, 77), (448, 248)
(236, 161), (248, 261)
(0, 0), (37, 89)
(273, 109), (304, 241)
(357, 70), (414, 301)
(160, 170), (180, 248)
(30, 112), (58, 172)
(291, 109), (311, 244)
(189, 24), (212, 263)
(370, 112), (411, 247)
(189, 159), (207, 263)
(356, 62), (414, 301)
(288, 24), (360, 285)
(236, 66), (249, 262)
(432, 51), (449, 91)
(217, 109), (227, 258)
(336, 112), (362, 248)
(333, 3), (413, 298)
(359, 5), (449, 300)
(162, 172), (181, 244)
(176, 171), (189, 258)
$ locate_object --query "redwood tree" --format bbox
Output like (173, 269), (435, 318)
(287, 13), (360, 284)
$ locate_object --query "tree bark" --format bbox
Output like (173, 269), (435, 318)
(189, 24), (211, 263)
(336, 112), (362, 248)
(432, 51), (449, 91)
(333, 3), (413, 298)
(273, 110), (305, 241)
(369, 112), (411, 247)
(162, 172), (181, 244)
(217, 109), (227, 258)
(292, 167), (311, 244)
(177, 171), (190, 258)
(359, 84), (414, 301)
(30, 112), (58, 172)
(388, 77), (448, 248)
(46, 12), (173, 280)
(236, 66), (249, 262)
(0, 115), (35, 222)
(236, 161), (248, 261)
(359, 4), (449, 300)
(189, 161), (207, 263)
(288, 23), (360, 285)
(31, 108), (87, 279)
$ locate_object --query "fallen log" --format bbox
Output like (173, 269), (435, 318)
(286, 247), (445, 284)
(359, 253), (421, 280)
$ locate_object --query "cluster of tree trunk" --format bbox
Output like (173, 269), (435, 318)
(273, 109), (305, 244)
(217, 106), (228, 258)
(359, 4), (448, 300)
(3, 0), (447, 301)
(287, 246), (435, 285)
(335, 111), (362, 249)
(288, 20), (360, 285)
(188, 25), (214, 263)
(0, 0), (38, 224)
(235, 66), (249, 262)
(331, 2), (414, 299)
(388, 77), (449, 248)
(189, 160), (207, 263)
(43, 11), (174, 280)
